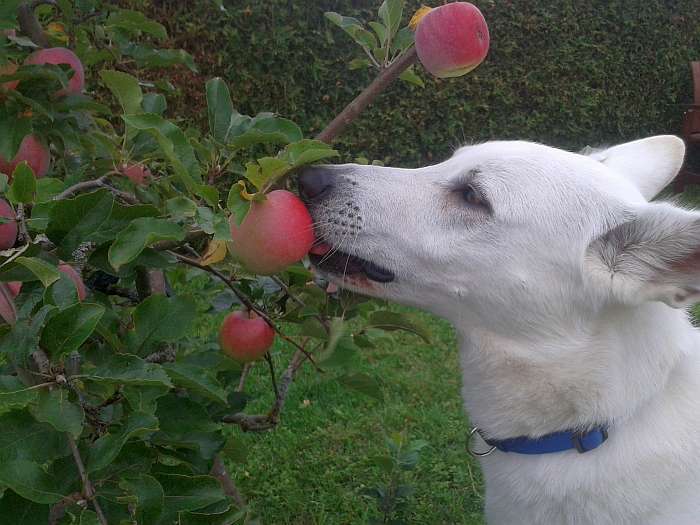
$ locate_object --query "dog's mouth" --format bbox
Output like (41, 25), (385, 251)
(309, 243), (395, 283)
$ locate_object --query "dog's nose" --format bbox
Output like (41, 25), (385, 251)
(298, 166), (335, 201)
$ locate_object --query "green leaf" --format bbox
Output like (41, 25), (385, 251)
(130, 295), (196, 354)
(368, 21), (388, 46)
(79, 510), (100, 525)
(108, 217), (184, 270)
(0, 376), (39, 414)
(226, 186), (251, 226)
(282, 139), (339, 168)
(0, 305), (54, 363)
(35, 178), (65, 202)
(337, 373), (383, 400)
(88, 412), (159, 473)
(206, 77), (234, 143)
(157, 474), (227, 513)
(7, 162), (36, 204)
(228, 115), (303, 149)
(29, 389), (84, 438)
(106, 9), (167, 40)
(378, 0), (404, 38)
(391, 26), (414, 54)
(0, 489), (49, 525)
(119, 474), (164, 524)
(367, 310), (431, 343)
(124, 44), (197, 72)
(14, 257), (60, 288)
(88, 354), (173, 388)
(123, 384), (169, 414)
(153, 396), (223, 460)
(43, 272), (80, 308)
(122, 114), (200, 191)
(166, 196), (197, 219)
(325, 12), (377, 49)
(0, 410), (68, 463)
(46, 189), (114, 258)
(243, 157), (289, 190)
(300, 318), (327, 339)
(40, 303), (105, 357)
(142, 92), (167, 115)
(399, 66), (424, 88)
(100, 70), (143, 115)
(0, 111), (31, 161)
(163, 362), (227, 404)
(180, 504), (247, 525)
(348, 58), (372, 70)
(0, 460), (63, 504)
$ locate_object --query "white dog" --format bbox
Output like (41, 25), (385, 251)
(301, 135), (700, 524)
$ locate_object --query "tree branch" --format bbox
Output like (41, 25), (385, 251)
(222, 349), (307, 431)
(67, 436), (108, 525)
(54, 176), (138, 204)
(17, 1), (49, 48)
(315, 47), (417, 143)
(210, 455), (246, 508)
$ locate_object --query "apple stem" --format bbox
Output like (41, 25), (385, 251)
(315, 46), (418, 144)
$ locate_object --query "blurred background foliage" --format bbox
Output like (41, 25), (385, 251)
(120, 0), (700, 167)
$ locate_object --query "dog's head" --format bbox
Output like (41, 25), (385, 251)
(302, 136), (692, 336)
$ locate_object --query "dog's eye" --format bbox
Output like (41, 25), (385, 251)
(461, 185), (483, 207)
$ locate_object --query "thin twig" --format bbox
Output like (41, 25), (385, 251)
(67, 436), (108, 525)
(49, 492), (84, 525)
(169, 251), (322, 370)
(222, 349), (308, 431)
(270, 275), (329, 331)
(54, 176), (138, 204)
(264, 352), (279, 400)
(236, 363), (252, 392)
(210, 455), (246, 508)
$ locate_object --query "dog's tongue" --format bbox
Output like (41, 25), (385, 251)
(309, 243), (332, 256)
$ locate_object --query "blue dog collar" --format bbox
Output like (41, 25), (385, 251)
(469, 427), (609, 456)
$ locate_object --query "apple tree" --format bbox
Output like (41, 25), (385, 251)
(0, 0), (487, 523)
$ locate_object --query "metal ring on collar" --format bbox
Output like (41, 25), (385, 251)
(468, 426), (496, 457)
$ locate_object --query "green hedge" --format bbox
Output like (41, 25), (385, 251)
(147, 0), (700, 166)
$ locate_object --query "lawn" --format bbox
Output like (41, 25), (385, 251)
(221, 307), (485, 524)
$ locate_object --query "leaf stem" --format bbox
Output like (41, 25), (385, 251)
(67, 435), (108, 525)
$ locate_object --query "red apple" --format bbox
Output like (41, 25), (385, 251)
(7, 281), (21, 297)
(229, 190), (315, 275)
(0, 62), (19, 91)
(120, 163), (151, 186)
(219, 310), (275, 363)
(58, 263), (87, 301)
(414, 2), (489, 78)
(0, 134), (50, 179)
(0, 199), (17, 251)
(25, 47), (85, 96)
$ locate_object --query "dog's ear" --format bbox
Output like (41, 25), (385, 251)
(589, 202), (700, 308)
(588, 135), (685, 200)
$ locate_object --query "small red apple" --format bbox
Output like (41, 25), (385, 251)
(58, 263), (87, 301)
(0, 134), (50, 179)
(229, 190), (315, 275)
(219, 310), (275, 363)
(25, 47), (85, 96)
(0, 199), (17, 251)
(120, 163), (151, 186)
(7, 281), (21, 297)
(0, 62), (19, 91)
(414, 2), (490, 78)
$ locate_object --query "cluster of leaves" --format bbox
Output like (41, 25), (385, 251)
(0, 0), (431, 523)
(363, 432), (429, 525)
(325, 0), (423, 87)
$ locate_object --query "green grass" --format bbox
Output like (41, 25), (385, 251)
(221, 308), (485, 524)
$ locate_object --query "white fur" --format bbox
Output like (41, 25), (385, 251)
(307, 135), (700, 524)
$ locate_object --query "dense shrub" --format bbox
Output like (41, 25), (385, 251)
(141, 0), (700, 166)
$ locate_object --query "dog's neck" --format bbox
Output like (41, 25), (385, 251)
(454, 302), (695, 440)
